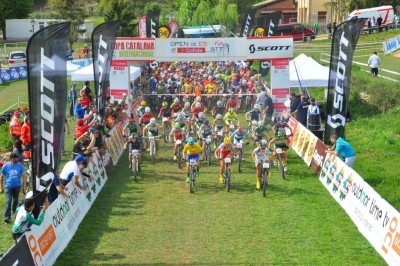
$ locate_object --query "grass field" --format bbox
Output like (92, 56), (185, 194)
(0, 28), (399, 264)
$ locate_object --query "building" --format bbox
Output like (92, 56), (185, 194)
(253, 0), (298, 27)
(297, 0), (331, 28)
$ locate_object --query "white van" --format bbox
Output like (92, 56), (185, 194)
(347, 5), (395, 30)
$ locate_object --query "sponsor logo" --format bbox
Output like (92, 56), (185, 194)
(242, 14), (252, 37)
(249, 44), (291, 54)
(157, 26), (171, 38)
(150, 18), (156, 38)
(38, 225), (57, 256)
(96, 34), (108, 112)
(382, 216), (400, 256)
(267, 20), (275, 36)
(327, 32), (349, 129)
(252, 27), (265, 37)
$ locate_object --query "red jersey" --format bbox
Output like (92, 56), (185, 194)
(192, 107), (204, 118)
(226, 98), (238, 108)
(141, 113), (154, 124)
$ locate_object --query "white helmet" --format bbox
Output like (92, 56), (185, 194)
(254, 104), (260, 110)
(184, 102), (190, 108)
(174, 98), (179, 103)
(261, 139), (268, 145)
(198, 112), (204, 118)
(258, 120), (264, 127)
(217, 101), (222, 107)
(196, 96), (201, 102)
(145, 107), (151, 113)
(150, 118), (156, 124)
(241, 80), (247, 85)
(195, 102), (201, 108)
(178, 112), (184, 118)
(216, 114), (222, 119)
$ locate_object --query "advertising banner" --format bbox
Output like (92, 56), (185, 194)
(270, 59), (290, 116)
(240, 9), (257, 37)
(324, 18), (366, 143)
(0, 66), (28, 83)
(103, 123), (124, 165)
(383, 35), (400, 55)
(146, 10), (160, 38)
(319, 154), (400, 266)
(155, 38), (247, 62)
(109, 60), (129, 102)
(246, 37), (293, 60)
(139, 15), (147, 38)
(92, 21), (119, 116)
(290, 121), (318, 166)
(113, 38), (155, 61)
(27, 22), (70, 192)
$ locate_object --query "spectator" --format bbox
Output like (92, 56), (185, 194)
(289, 93), (300, 114)
(11, 197), (48, 242)
(333, 21), (337, 32)
(307, 98), (320, 128)
(263, 92), (274, 126)
(80, 81), (92, 103)
(327, 23), (332, 38)
(368, 51), (381, 77)
(367, 18), (372, 34)
(314, 21), (319, 35)
(82, 44), (89, 58)
(81, 94), (91, 113)
(372, 17), (376, 27)
(377, 15), (382, 31)
(0, 152), (27, 223)
(9, 111), (22, 141)
(69, 82), (78, 117)
(11, 139), (24, 164)
(59, 155), (90, 191)
(72, 133), (91, 158)
(48, 170), (70, 204)
(325, 133), (356, 167)
(75, 118), (90, 139)
(292, 96), (308, 126)
(20, 116), (31, 159)
(256, 86), (267, 110)
(75, 98), (86, 119)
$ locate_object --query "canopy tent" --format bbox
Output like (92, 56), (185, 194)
(290, 54), (329, 88)
(71, 64), (141, 81)
(67, 61), (81, 75)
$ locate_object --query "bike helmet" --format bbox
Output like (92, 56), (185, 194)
(145, 107), (151, 113)
(259, 140), (267, 149)
(195, 102), (202, 108)
(196, 96), (201, 101)
(223, 137), (231, 145)
(174, 122), (180, 129)
(178, 112), (184, 118)
(217, 101), (222, 107)
(203, 119), (210, 125)
(216, 114), (222, 120)
(174, 98), (179, 103)
(141, 101), (146, 106)
(258, 120), (264, 127)
(230, 93), (235, 98)
(129, 133), (137, 139)
(187, 137), (195, 145)
(162, 101), (168, 107)
(238, 126), (243, 133)
(254, 104), (260, 110)
(198, 112), (205, 118)
(150, 118), (156, 125)
(184, 102), (190, 108)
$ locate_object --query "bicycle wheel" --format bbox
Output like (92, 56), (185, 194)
(177, 145), (182, 169)
(278, 155), (285, 179)
(190, 168), (196, 193)
(133, 157), (138, 182)
(262, 169), (268, 197)
(238, 149), (242, 173)
(225, 165), (231, 192)
(163, 124), (170, 143)
(207, 145), (211, 166)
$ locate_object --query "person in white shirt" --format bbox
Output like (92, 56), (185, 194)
(307, 98), (320, 129)
(368, 51), (381, 77)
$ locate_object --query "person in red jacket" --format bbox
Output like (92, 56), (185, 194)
(20, 116), (31, 159)
(9, 111), (22, 141)
(75, 119), (90, 139)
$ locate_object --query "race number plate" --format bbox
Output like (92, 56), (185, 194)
(206, 137), (212, 143)
(276, 148), (283, 154)
(132, 149), (139, 156)
(217, 131), (223, 136)
(229, 125), (234, 129)
(252, 120), (257, 125)
(236, 142), (242, 149)
(149, 136), (155, 142)
(224, 158), (231, 163)
(190, 159), (197, 166)
(163, 117), (168, 122)
(263, 162), (270, 168)
(176, 140), (182, 145)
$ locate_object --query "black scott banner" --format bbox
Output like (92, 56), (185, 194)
(92, 21), (120, 116)
(27, 23), (70, 192)
(146, 10), (160, 38)
(259, 12), (281, 77)
(324, 18), (367, 144)
(240, 9), (256, 37)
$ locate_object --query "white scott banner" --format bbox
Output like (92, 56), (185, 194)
(270, 59), (290, 116)
(319, 154), (400, 266)
(246, 37), (293, 60)
(155, 38), (247, 61)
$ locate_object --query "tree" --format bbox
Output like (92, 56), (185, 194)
(100, 0), (136, 37)
(47, 0), (88, 49)
(214, 0), (238, 33)
(0, 0), (33, 40)
(192, 1), (212, 25)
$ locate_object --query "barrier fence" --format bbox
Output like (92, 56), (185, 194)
(285, 111), (400, 266)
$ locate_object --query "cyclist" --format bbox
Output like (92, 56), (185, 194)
(169, 122), (186, 161)
(245, 104), (262, 131)
(174, 112), (188, 130)
(224, 107), (238, 131)
(124, 133), (142, 169)
(225, 93), (239, 111)
(214, 137), (233, 184)
(136, 100), (147, 118)
(252, 120), (269, 144)
(158, 101), (173, 138)
(197, 119), (213, 161)
(251, 139), (271, 189)
(183, 137), (202, 183)
(272, 117), (292, 137)
(138, 107), (154, 135)
(170, 97), (183, 114)
(143, 118), (161, 151)
(194, 112), (206, 133)
(268, 131), (289, 171)
(123, 118), (139, 139)
(231, 126), (248, 160)
(211, 100), (225, 118)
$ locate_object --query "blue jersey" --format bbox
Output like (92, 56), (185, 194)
(232, 130), (248, 140)
(335, 137), (355, 159)
(1, 162), (26, 188)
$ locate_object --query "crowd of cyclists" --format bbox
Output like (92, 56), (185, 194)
(124, 61), (293, 190)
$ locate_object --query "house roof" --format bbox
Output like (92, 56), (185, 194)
(253, 0), (284, 8)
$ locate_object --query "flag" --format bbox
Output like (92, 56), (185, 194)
(324, 18), (367, 143)
(139, 15), (147, 38)
(240, 9), (256, 37)
(146, 10), (161, 38)
(92, 21), (120, 117)
(26, 23), (70, 192)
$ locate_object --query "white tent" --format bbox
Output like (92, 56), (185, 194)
(71, 63), (141, 81)
(67, 61), (81, 75)
(290, 54), (329, 88)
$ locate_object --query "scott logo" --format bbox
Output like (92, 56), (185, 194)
(249, 44), (291, 54)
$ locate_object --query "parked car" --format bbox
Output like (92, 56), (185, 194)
(271, 23), (315, 41)
(7, 51), (27, 68)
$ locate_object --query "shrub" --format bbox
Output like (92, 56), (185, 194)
(0, 124), (13, 151)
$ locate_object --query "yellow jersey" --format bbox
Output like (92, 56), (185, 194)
(183, 143), (202, 155)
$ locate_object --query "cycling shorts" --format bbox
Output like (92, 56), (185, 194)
(174, 135), (184, 141)
(186, 153), (199, 162)
(220, 150), (231, 159)
(233, 137), (244, 144)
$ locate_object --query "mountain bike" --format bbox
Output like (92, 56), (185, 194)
(236, 142), (243, 173)
(260, 161), (270, 197)
(276, 147), (285, 180)
(176, 139), (183, 169)
(215, 129), (224, 147)
(189, 158), (197, 193)
(144, 135), (160, 165)
(247, 120), (258, 145)
(162, 117), (170, 143)
(223, 157), (232, 192)
(204, 135), (212, 166)
(131, 149), (140, 182)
